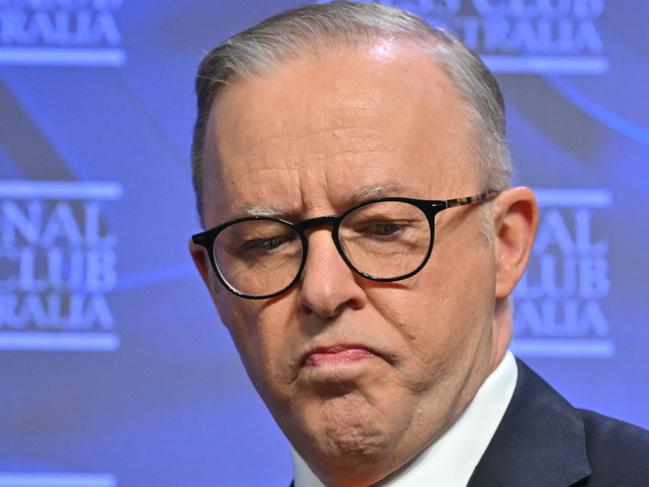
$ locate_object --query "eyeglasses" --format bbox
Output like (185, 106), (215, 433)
(192, 191), (499, 299)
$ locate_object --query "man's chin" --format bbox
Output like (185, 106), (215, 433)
(288, 390), (399, 459)
(290, 415), (400, 487)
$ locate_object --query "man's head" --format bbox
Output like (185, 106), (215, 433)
(189, 2), (537, 485)
(190, 2), (512, 225)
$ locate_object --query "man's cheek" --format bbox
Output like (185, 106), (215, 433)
(225, 305), (290, 369)
(367, 287), (422, 330)
(216, 293), (261, 333)
(215, 300), (260, 363)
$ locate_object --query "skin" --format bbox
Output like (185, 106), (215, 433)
(190, 40), (538, 487)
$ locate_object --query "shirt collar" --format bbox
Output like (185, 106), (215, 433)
(291, 351), (518, 487)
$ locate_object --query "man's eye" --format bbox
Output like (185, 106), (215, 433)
(241, 237), (286, 252)
(240, 235), (292, 253)
(371, 223), (401, 236)
(359, 221), (408, 238)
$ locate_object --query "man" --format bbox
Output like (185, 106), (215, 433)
(189, 2), (649, 486)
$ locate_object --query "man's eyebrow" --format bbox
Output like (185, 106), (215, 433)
(349, 182), (411, 204)
(228, 182), (410, 220)
(231, 204), (294, 219)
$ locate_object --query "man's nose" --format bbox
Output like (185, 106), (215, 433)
(298, 229), (366, 319)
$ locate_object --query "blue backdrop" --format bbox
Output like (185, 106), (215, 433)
(0, 1), (647, 486)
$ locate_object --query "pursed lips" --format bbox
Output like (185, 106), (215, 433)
(301, 344), (378, 367)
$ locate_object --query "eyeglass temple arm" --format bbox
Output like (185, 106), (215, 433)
(443, 190), (500, 209)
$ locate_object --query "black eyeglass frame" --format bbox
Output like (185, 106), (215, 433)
(192, 191), (500, 299)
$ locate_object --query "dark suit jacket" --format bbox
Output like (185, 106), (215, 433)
(467, 359), (649, 486)
(290, 360), (649, 486)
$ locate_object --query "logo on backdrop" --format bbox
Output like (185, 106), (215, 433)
(512, 188), (614, 358)
(0, 0), (125, 66)
(0, 180), (122, 351)
(347, 0), (609, 74)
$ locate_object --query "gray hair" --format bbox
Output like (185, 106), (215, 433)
(191, 1), (512, 225)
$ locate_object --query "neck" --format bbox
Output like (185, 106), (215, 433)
(489, 298), (513, 372)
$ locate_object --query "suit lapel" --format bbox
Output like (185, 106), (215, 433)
(468, 360), (592, 487)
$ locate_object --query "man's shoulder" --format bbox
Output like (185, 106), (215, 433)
(579, 407), (649, 449)
(577, 408), (649, 482)
(469, 359), (649, 487)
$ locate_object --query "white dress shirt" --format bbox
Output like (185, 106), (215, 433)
(292, 351), (518, 487)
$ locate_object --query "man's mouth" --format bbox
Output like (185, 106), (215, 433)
(303, 345), (375, 367)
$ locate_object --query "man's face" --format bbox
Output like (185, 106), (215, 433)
(195, 41), (505, 482)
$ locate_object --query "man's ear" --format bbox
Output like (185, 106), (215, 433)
(493, 187), (538, 300)
(189, 239), (218, 296)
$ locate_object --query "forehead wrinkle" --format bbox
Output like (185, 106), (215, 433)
(260, 125), (386, 163)
(217, 83), (390, 164)
(220, 130), (386, 186)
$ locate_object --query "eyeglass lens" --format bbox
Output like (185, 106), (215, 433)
(212, 201), (431, 297)
(214, 219), (304, 296)
(339, 201), (430, 279)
